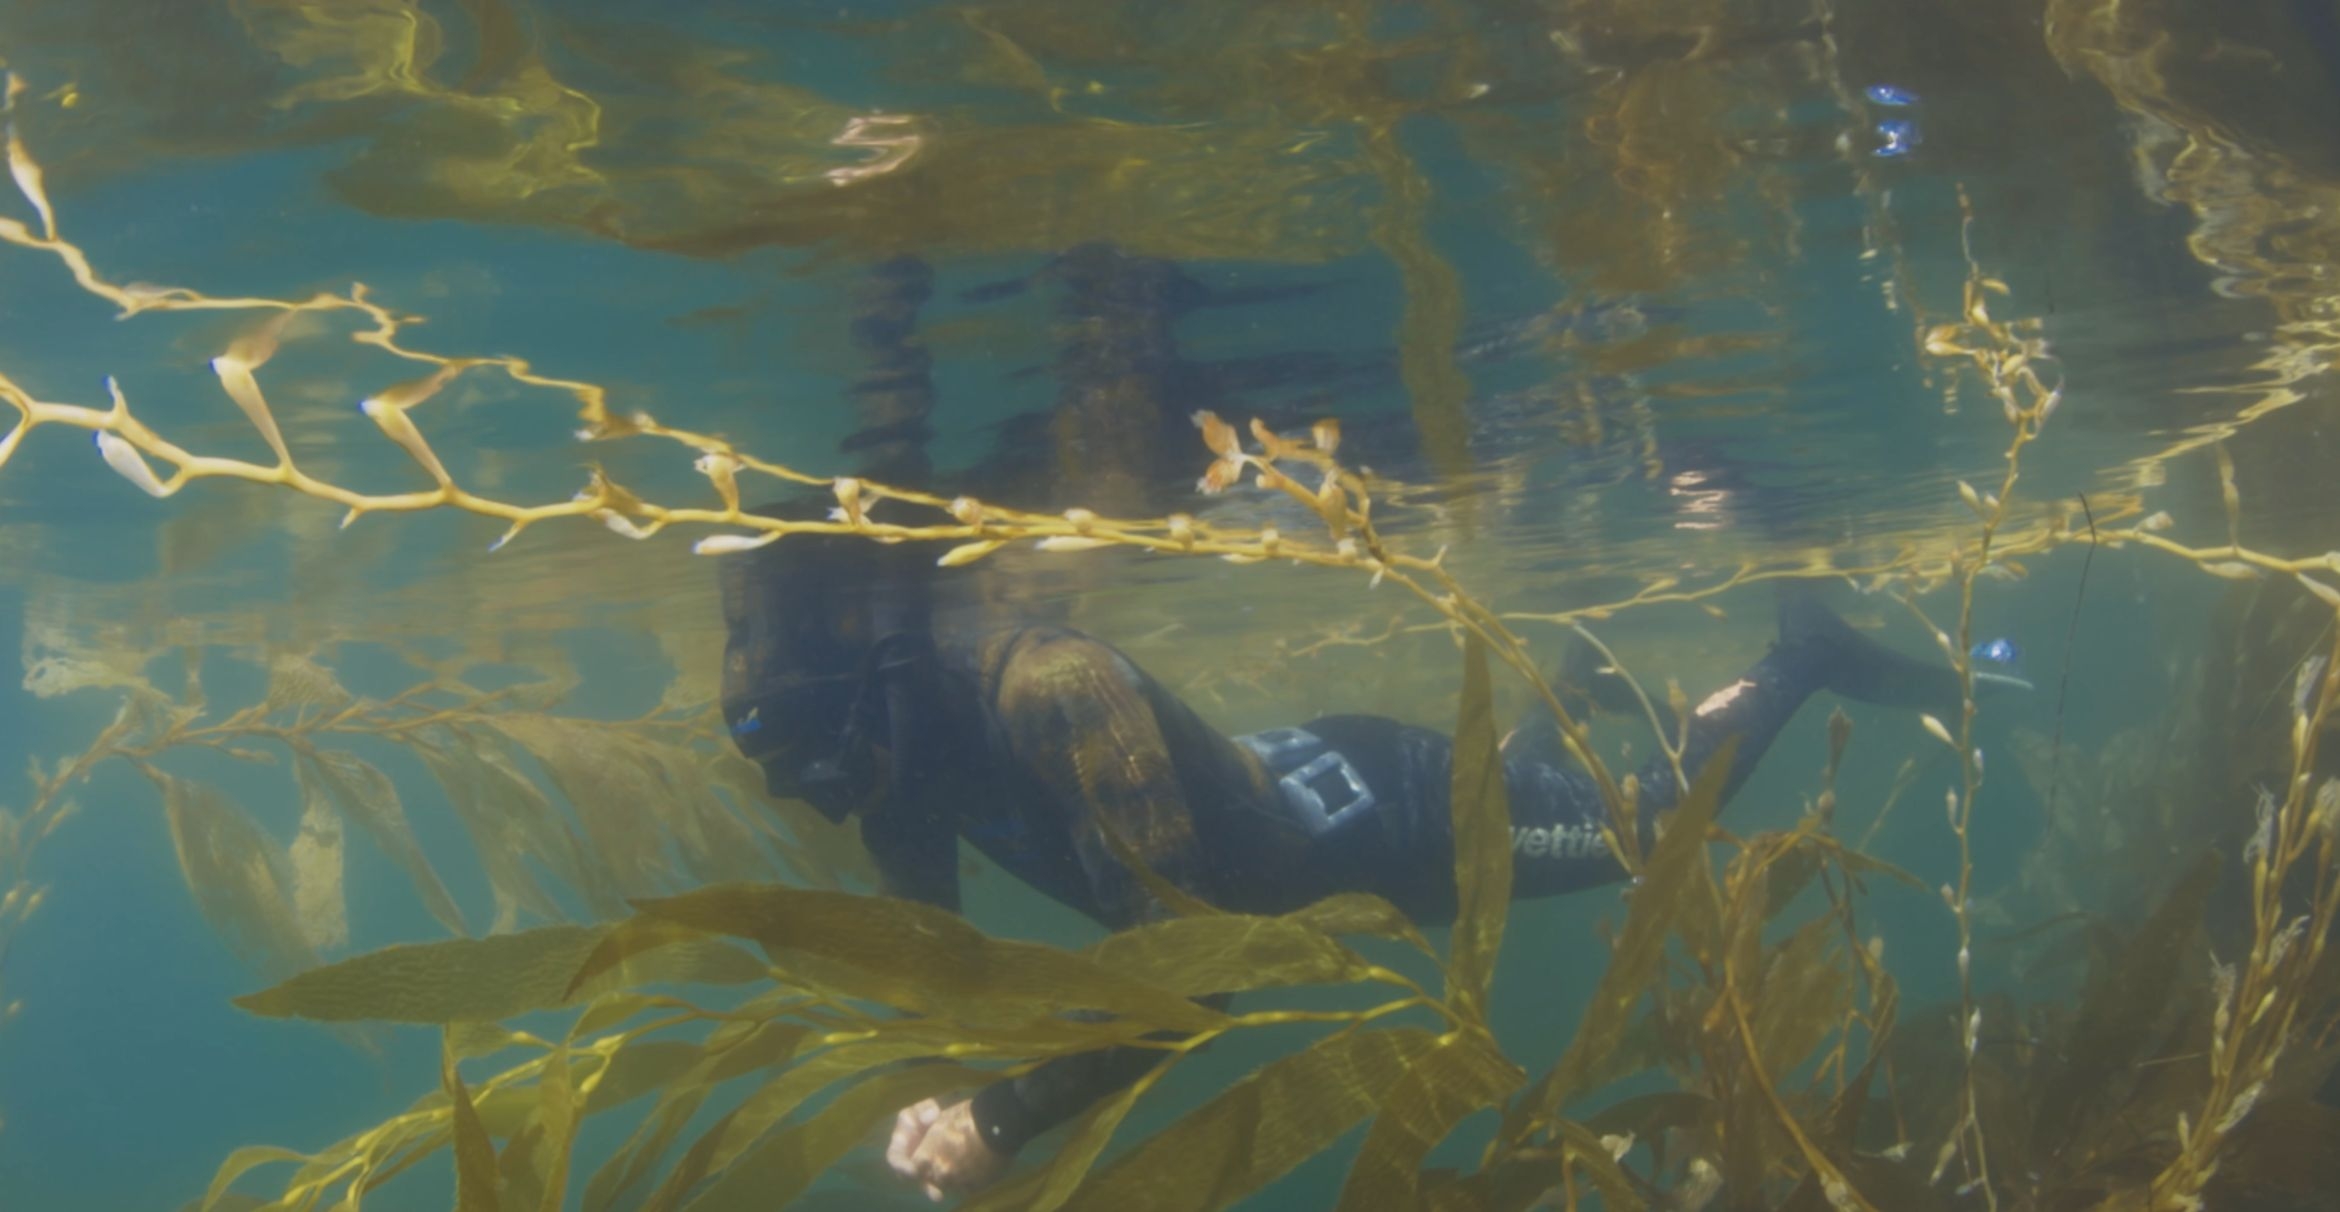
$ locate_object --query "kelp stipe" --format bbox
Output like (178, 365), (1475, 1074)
(1888, 184), (2071, 1205)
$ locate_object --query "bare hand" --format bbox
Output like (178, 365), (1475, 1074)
(887, 1097), (1010, 1202)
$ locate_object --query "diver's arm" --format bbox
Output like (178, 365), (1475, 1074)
(958, 628), (1229, 1156)
(968, 991), (1233, 1156)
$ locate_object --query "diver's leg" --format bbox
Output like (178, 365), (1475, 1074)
(1494, 598), (1982, 901)
(1637, 594), (2023, 813)
(1625, 641), (1833, 818)
(1605, 595), (1998, 838)
(1455, 635), (1834, 904)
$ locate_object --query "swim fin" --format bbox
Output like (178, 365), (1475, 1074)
(1776, 590), (2031, 719)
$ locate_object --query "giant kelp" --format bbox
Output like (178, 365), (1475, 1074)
(2, 6), (2340, 1212)
(185, 649), (1656, 1212)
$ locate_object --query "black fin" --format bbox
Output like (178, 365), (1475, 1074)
(1775, 591), (2024, 716)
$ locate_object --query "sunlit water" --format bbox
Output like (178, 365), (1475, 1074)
(1, 2), (2336, 1209)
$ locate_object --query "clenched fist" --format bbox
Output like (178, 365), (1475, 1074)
(886, 1097), (1010, 1202)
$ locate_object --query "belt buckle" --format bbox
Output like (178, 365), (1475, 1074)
(1281, 750), (1376, 837)
(1235, 728), (1376, 839)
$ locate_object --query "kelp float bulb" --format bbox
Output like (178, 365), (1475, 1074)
(210, 354), (291, 468)
(355, 363), (469, 488)
(358, 395), (452, 488)
(694, 532), (781, 556)
(2313, 779), (2340, 848)
(695, 452), (742, 512)
(595, 510), (653, 541)
(93, 430), (170, 498)
(831, 476), (866, 526)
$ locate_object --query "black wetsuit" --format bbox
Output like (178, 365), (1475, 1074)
(725, 602), (1912, 1157)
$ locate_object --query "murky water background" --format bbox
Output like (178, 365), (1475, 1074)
(1, 1), (2337, 1209)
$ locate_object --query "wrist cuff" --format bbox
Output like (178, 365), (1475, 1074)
(969, 1080), (1035, 1157)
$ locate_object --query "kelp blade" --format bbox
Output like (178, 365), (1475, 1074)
(197, 1146), (312, 1212)
(586, 890), (1373, 1007)
(1428, 1121), (1649, 1212)
(2033, 849), (2221, 1157)
(1334, 1029), (1523, 1211)
(1083, 907), (1372, 997)
(963, 1077), (1156, 1212)
(642, 995), (1173, 1208)
(150, 769), (319, 983)
(1495, 736), (1738, 1147)
(298, 747), (470, 938)
(443, 1032), (505, 1212)
(647, 1035), (958, 1201)
(1063, 1026), (1438, 1211)
(1447, 634), (1513, 1025)
(414, 727), (615, 927)
(583, 1077), (728, 1212)
(1288, 892), (1436, 955)
(233, 923), (765, 1023)
(629, 883), (1225, 1031)
(525, 1042), (578, 1212)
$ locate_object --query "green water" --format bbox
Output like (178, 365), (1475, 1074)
(0, 1), (2336, 1209)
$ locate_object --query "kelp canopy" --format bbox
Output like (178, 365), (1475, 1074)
(0, 0), (2338, 1210)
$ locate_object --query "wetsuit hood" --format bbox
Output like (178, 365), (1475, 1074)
(717, 499), (936, 820)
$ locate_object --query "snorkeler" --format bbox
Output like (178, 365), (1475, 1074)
(716, 507), (2007, 1203)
